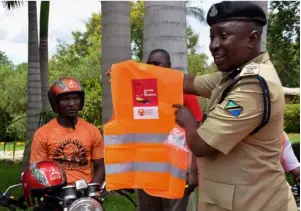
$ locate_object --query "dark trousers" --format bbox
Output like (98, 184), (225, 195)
(137, 189), (190, 211)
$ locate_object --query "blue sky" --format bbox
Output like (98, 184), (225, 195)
(0, 0), (221, 65)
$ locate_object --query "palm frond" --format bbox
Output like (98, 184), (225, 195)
(2, 1), (23, 10)
(186, 6), (206, 25)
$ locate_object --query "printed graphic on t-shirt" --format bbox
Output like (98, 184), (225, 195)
(52, 139), (88, 170)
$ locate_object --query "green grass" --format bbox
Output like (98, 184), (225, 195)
(0, 142), (25, 152)
(287, 133), (300, 143)
(0, 160), (24, 211)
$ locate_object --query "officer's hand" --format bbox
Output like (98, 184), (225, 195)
(172, 104), (197, 130)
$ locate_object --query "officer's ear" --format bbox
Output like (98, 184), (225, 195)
(249, 30), (261, 48)
(248, 30), (261, 49)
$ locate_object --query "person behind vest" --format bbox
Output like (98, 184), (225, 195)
(30, 77), (105, 185)
(172, 1), (298, 211)
(137, 49), (203, 211)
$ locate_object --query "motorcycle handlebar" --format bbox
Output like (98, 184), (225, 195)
(0, 183), (27, 210)
(0, 193), (27, 210)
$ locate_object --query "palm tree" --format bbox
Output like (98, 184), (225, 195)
(252, 1), (268, 52)
(186, 2), (206, 24)
(3, 1), (49, 164)
(4, 1), (50, 111)
(131, 1), (205, 61)
(2, 1), (22, 9)
(22, 1), (42, 165)
(143, 1), (188, 72)
(101, 1), (131, 124)
(40, 1), (50, 110)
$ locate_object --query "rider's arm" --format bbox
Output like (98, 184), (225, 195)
(91, 129), (105, 184)
(92, 159), (105, 184)
(30, 130), (48, 164)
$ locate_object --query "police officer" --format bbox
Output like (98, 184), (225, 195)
(173, 1), (298, 211)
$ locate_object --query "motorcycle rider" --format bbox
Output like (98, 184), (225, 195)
(30, 77), (105, 185)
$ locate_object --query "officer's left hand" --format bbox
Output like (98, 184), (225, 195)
(172, 104), (197, 130)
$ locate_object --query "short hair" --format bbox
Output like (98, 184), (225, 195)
(148, 49), (171, 63)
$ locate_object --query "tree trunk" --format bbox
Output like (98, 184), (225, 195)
(143, 2), (193, 210)
(252, 1), (268, 52)
(23, 1), (42, 165)
(143, 1), (188, 73)
(40, 1), (50, 111)
(101, 1), (131, 124)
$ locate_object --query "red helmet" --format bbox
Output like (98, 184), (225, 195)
(21, 161), (67, 206)
(48, 77), (85, 113)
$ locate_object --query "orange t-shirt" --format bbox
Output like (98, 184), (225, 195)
(30, 118), (104, 184)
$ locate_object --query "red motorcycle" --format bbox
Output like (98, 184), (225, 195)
(0, 161), (137, 211)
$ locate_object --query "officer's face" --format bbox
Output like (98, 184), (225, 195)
(58, 93), (81, 118)
(209, 21), (257, 72)
(147, 52), (171, 68)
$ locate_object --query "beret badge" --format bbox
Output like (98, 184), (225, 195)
(209, 4), (218, 17)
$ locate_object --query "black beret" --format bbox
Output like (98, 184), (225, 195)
(207, 1), (267, 26)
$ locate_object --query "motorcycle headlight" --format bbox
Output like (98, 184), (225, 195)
(68, 197), (103, 211)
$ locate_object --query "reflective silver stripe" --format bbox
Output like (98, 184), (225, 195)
(105, 162), (187, 180)
(104, 134), (168, 146)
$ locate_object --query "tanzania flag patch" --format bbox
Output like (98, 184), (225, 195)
(225, 100), (243, 117)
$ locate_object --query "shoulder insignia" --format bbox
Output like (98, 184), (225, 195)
(225, 100), (243, 117)
(240, 62), (260, 77)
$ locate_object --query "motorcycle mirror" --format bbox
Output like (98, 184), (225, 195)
(19, 172), (24, 183)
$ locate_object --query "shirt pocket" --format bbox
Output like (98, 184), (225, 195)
(199, 179), (235, 210)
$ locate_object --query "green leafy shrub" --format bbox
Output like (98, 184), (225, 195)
(79, 78), (102, 130)
(6, 114), (26, 142)
(284, 104), (300, 133)
(291, 95), (300, 104)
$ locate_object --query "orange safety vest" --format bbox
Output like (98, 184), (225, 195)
(103, 60), (189, 199)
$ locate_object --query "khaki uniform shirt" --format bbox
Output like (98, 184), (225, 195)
(194, 52), (297, 211)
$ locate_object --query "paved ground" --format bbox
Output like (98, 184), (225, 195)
(0, 150), (23, 161)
